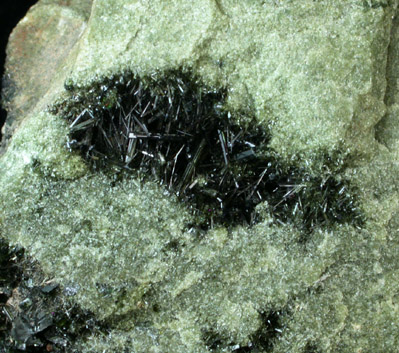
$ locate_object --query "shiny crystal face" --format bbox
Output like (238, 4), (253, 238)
(58, 71), (362, 231)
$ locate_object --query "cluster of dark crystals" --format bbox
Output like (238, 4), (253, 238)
(0, 238), (103, 353)
(58, 71), (363, 230)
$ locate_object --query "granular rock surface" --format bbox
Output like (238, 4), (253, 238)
(1, 1), (399, 352)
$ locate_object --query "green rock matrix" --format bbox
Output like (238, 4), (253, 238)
(1, 0), (399, 352)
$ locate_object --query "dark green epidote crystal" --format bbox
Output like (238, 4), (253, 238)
(56, 71), (363, 230)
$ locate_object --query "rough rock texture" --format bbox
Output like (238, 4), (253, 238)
(0, 0), (91, 153)
(2, 0), (399, 352)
